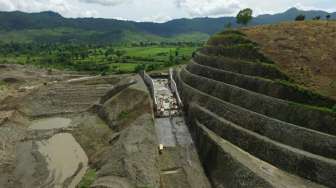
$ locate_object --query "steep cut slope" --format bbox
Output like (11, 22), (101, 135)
(174, 26), (336, 187)
(242, 21), (336, 99)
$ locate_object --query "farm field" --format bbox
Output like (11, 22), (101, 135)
(0, 43), (200, 74)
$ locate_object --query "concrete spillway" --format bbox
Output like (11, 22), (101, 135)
(152, 77), (191, 148)
(142, 72), (211, 188)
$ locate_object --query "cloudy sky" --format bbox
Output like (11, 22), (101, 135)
(0, 0), (335, 22)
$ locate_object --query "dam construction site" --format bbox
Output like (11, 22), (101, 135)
(1, 21), (336, 188)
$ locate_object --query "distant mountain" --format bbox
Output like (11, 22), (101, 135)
(254, 7), (336, 24)
(0, 7), (335, 44)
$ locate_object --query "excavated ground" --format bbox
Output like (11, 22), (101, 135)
(0, 64), (210, 188)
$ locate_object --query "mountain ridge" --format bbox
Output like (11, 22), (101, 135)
(0, 7), (335, 44)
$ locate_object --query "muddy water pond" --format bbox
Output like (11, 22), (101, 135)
(29, 117), (72, 130)
(22, 117), (89, 188)
(37, 133), (88, 188)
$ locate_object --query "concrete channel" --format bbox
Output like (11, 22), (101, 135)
(141, 70), (211, 188)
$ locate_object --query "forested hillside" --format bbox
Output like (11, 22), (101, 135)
(0, 8), (335, 44)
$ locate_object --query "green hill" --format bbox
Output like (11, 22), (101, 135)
(0, 8), (335, 44)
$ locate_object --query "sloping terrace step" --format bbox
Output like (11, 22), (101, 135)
(176, 69), (336, 160)
(194, 52), (288, 80)
(187, 61), (335, 109)
(189, 116), (326, 188)
(180, 68), (336, 136)
(188, 103), (336, 187)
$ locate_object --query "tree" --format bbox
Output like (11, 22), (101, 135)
(313, 16), (321, 20)
(115, 50), (125, 58)
(134, 63), (146, 73)
(175, 48), (179, 57)
(225, 22), (232, 29)
(295, 14), (305, 21)
(236, 8), (253, 26)
(326, 14), (331, 20)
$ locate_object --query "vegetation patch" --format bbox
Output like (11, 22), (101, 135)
(118, 111), (130, 120)
(205, 30), (273, 64)
(207, 33), (256, 47)
(0, 81), (7, 91)
(288, 101), (336, 115)
(0, 43), (199, 74)
(275, 80), (336, 109)
(333, 105), (336, 113)
(218, 30), (246, 36)
(78, 169), (97, 188)
(204, 43), (273, 64)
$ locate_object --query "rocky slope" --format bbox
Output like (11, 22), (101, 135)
(174, 26), (336, 187)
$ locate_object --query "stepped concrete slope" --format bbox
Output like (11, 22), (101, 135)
(174, 29), (336, 187)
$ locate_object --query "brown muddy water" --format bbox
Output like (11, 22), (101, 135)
(37, 133), (88, 188)
(19, 117), (89, 187)
(29, 117), (72, 130)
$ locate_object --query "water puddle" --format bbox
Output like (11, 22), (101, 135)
(29, 117), (72, 130)
(37, 133), (88, 188)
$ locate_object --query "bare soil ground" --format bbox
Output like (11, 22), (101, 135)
(242, 21), (336, 99)
(0, 64), (210, 188)
(0, 64), (158, 188)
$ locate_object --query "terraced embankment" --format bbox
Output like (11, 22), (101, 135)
(174, 30), (336, 187)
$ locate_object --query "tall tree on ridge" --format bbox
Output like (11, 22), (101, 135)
(236, 8), (253, 26)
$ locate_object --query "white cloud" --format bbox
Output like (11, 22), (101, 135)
(0, 1), (14, 10)
(141, 15), (173, 23)
(0, 0), (97, 17)
(175, 0), (242, 17)
(79, 0), (131, 6)
(0, 0), (334, 21)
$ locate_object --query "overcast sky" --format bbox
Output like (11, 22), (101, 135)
(0, 0), (335, 22)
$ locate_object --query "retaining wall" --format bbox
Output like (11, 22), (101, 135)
(189, 104), (336, 188)
(181, 68), (336, 136)
(173, 69), (335, 187)
(169, 68), (183, 107)
(175, 68), (336, 158)
(140, 71), (157, 110)
(194, 53), (289, 80)
(188, 118), (274, 188)
(201, 45), (272, 64)
(187, 62), (336, 108)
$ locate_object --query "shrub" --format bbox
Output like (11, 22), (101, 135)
(295, 14), (306, 21)
(118, 111), (129, 120)
(207, 34), (256, 46)
(332, 105), (336, 113)
(313, 16), (321, 20)
(134, 63), (146, 73)
(78, 169), (97, 188)
(219, 30), (246, 36)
